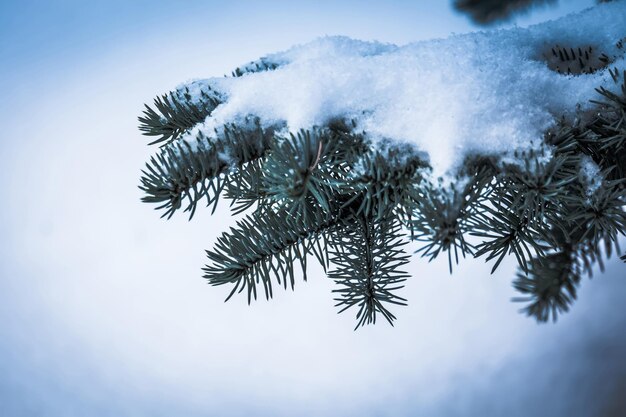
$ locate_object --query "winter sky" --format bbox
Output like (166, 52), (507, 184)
(1, 1), (625, 416)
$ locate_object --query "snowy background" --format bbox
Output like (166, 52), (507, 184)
(1, 1), (625, 416)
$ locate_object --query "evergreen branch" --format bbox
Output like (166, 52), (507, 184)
(471, 199), (544, 274)
(467, 152), (585, 273)
(139, 121), (271, 219)
(584, 69), (626, 179)
(454, 0), (554, 24)
(345, 140), (427, 221)
(221, 124), (363, 217)
(512, 170), (625, 322)
(498, 152), (578, 228)
(329, 215), (410, 329)
(409, 163), (493, 272)
(566, 179), (626, 260)
(224, 157), (268, 215)
(512, 251), (581, 322)
(261, 128), (347, 217)
(203, 205), (343, 303)
(411, 185), (476, 272)
(541, 43), (620, 75)
(138, 84), (221, 146)
(136, 40), (626, 328)
(231, 58), (280, 77)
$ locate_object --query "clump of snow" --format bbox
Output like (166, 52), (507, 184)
(178, 2), (626, 178)
(579, 155), (603, 197)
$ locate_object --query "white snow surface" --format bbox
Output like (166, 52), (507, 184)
(580, 155), (603, 197)
(181, 2), (626, 178)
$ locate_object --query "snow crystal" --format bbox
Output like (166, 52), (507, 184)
(179, 2), (626, 178)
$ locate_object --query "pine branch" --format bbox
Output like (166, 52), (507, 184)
(502, 153), (578, 227)
(454, 0), (555, 24)
(231, 58), (280, 77)
(410, 183), (478, 272)
(566, 178), (626, 260)
(225, 125), (364, 217)
(138, 83), (221, 146)
(471, 200), (544, 274)
(508, 76), (626, 321)
(467, 150), (586, 274)
(329, 215), (410, 329)
(408, 161), (493, 273)
(203, 205), (344, 303)
(139, 120), (272, 219)
(512, 251), (581, 322)
(136, 35), (626, 328)
(261, 128), (348, 217)
(223, 157), (267, 215)
(344, 140), (427, 221)
(512, 178), (625, 322)
(585, 68), (626, 179)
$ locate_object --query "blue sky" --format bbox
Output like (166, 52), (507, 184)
(1, 1), (625, 416)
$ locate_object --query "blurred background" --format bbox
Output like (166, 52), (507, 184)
(1, 1), (625, 416)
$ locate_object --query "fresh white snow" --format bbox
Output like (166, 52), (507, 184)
(580, 155), (603, 198)
(178, 2), (625, 178)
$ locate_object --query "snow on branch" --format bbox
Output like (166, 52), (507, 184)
(137, 2), (626, 328)
(162, 2), (626, 179)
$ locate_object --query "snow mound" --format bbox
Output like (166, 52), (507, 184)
(181, 2), (626, 178)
